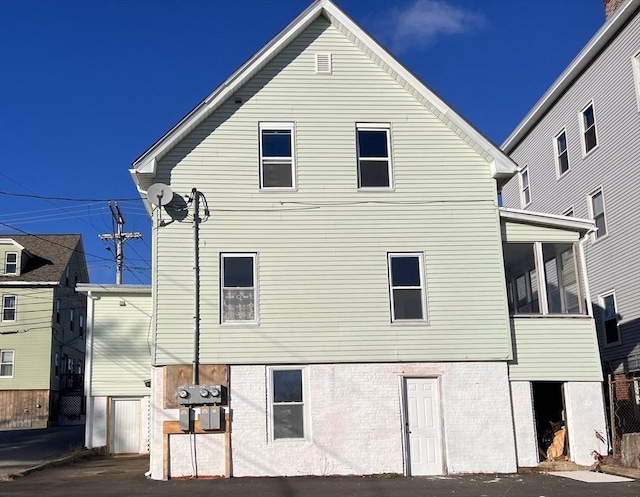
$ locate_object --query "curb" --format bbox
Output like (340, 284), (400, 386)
(4, 449), (97, 481)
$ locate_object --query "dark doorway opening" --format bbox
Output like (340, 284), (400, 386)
(532, 382), (567, 462)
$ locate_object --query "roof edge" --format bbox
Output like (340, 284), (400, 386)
(77, 284), (151, 294)
(499, 207), (595, 233)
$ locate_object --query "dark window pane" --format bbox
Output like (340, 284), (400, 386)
(595, 214), (606, 238)
(557, 133), (567, 153)
(585, 126), (597, 151)
(263, 162), (292, 188)
(223, 257), (253, 287)
(273, 405), (304, 439)
(359, 160), (389, 187)
(583, 106), (595, 128)
(262, 130), (291, 157)
(605, 319), (619, 344)
(391, 256), (420, 286)
(357, 130), (388, 158)
(273, 369), (302, 402)
(393, 289), (423, 320)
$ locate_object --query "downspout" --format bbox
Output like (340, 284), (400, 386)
(192, 188), (200, 386)
(578, 229), (595, 317)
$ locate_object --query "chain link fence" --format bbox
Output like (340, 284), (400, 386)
(608, 374), (640, 457)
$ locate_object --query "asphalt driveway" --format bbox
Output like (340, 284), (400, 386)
(2, 455), (639, 497)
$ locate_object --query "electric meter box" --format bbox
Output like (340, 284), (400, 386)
(177, 384), (223, 405)
(200, 406), (223, 430)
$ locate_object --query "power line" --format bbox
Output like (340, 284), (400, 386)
(0, 190), (140, 202)
(99, 202), (143, 285)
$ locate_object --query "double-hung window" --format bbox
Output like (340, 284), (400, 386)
(519, 166), (531, 207)
(601, 292), (620, 345)
(580, 102), (598, 154)
(589, 188), (607, 239)
(356, 123), (392, 188)
(0, 350), (14, 377)
(259, 123), (295, 189)
(270, 367), (306, 440)
(221, 253), (257, 323)
(554, 130), (569, 176)
(4, 253), (17, 275)
(388, 253), (427, 322)
(633, 50), (640, 111)
(2, 295), (16, 322)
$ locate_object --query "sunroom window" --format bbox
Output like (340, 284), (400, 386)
(504, 242), (584, 315)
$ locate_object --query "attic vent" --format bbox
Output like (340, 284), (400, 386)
(315, 53), (332, 74)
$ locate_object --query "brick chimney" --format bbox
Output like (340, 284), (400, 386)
(603, 0), (625, 19)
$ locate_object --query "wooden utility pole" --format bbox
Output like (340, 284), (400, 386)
(99, 202), (142, 284)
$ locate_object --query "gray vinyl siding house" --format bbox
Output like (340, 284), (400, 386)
(501, 0), (640, 375)
(129, 0), (607, 479)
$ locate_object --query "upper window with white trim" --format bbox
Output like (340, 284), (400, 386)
(221, 253), (257, 323)
(0, 350), (14, 377)
(601, 292), (620, 345)
(4, 252), (17, 275)
(588, 188), (607, 239)
(519, 166), (531, 207)
(2, 295), (16, 322)
(554, 129), (569, 176)
(580, 102), (598, 155)
(270, 367), (306, 440)
(356, 123), (392, 189)
(388, 253), (427, 322)
(259, 123), (295, 189)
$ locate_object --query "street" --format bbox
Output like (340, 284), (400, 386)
(1, 454), (639, 497)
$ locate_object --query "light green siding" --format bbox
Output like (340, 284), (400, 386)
(508, 317), (602, 381)
(152, 18), (512, 365)
(0, 288), (53, 389)
(89, 291), (152, 396)
(501, 219), (580, 243)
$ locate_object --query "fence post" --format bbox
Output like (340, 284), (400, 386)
(608, 374), (618, 457)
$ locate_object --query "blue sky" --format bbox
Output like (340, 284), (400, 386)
(0, 0), (606, 285)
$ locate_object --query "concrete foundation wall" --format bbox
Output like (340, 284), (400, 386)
(564, 382), (607, 465)
(230, 362), (516, 477)
(510, 381), (539, 467)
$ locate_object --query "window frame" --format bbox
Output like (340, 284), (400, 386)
(0, 349), (14, 378)
(220, 253), (258, 325)
(356, 122), (393, 190)
(268, 365), (308, 442)
(4, 252), (18, 275)
(632, 49), (640, 112)
(70, 308), (74, 332)
(579, 101), (598, 156)
(600, 291), (620, 346)
(554, 129), (570, 177)
(2, 295), (16, 322)
(588, 187), (608, 241)
(55, 299), (61, 325)
(563, 206), (574, 217)
(258, 122), (296, 190)
(519, 165), (531, 207)
(387, 252), (428, 324)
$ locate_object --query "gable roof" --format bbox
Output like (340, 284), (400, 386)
(130, 0), (518, 188)
(502, 0), (640, 152)
(0, 234), (85, 285)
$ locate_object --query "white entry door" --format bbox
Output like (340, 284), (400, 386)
(111, 398), (141, 454)
(404, 378), (443, 475)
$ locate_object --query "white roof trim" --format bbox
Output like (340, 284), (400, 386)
(500, 207), (595, 233)
(0, 281), (58, 286)
(76, 284), (151, 294)
(502, 0), (639, 152)
(0, 238), (26, 251)
(132, 0), (517, 179)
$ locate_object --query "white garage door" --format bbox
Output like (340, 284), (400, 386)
(111, 398), (141, 454)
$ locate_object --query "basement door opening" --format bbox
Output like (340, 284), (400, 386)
(532, 382), (568, 463)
